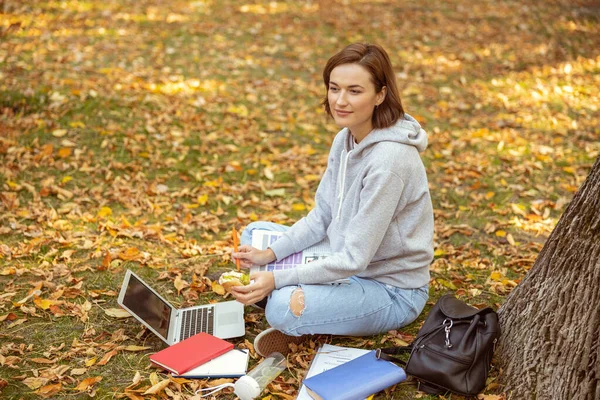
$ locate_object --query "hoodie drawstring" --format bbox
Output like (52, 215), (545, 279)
(336, 148), (351, 221)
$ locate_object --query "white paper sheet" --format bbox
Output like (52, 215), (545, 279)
(296, 344), (370, 400)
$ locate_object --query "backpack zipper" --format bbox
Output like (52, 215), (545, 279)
(415, 344), (472, 365)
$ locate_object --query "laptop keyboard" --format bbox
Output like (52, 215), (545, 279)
(179, 306), (215, 341)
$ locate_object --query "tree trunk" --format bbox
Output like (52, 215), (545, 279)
(497, 156), (600, 400)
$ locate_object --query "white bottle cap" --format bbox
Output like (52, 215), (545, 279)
(234, 375), (261, 400)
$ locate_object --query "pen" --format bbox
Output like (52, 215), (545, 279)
(232, 226), (241, 271)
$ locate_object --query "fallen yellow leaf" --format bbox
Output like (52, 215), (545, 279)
(34, 296), (60, 310)
(85, 357), (97, 367)
(495, 230), (506, 237)
(226, 104), (248, 117)
(203, 180), (219, 187)
(30, 358), (56, 364)
(105, 308), (131, 318)
(120, 215), (133, 227)
(98, 206), (112, 218)
(208, 378), (234, 387)
(506, 233), (516, 246)
(122, 345), (151, 352)
(510, 203), (527, 217)
(477, 394), (503, 400)
(392, 338), (410, 346)
(1, 267), (16, 275)
(264, 167), (274, 180)
(22, 377), (50, 390)
(490, 271), (503, 281)
(128, 371), (142, 388)
(212, 281), (225, 296)
(52, 129), (68, 137)
(69, 121), (86, 128)
(292, 203), (306, 211)
(436, 279), (457, 290)
(70, 368), (87, 376)
(264, 188), (285, 197)
(117, 247), (141, 260)
(34, 383), (62, 398)
(149, 372), (161, 386)
(75, 376), (102, 392)
(16, 209), (30, 218)
(143, 378), (170, 395)
(197, 194), (208, 205)
(174, 275), (189, 295)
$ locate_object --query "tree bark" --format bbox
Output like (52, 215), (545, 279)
(498, 156), (600, 400)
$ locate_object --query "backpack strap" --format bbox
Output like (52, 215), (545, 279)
(375, 346), (412, 367)
(438, 295), (494, 319)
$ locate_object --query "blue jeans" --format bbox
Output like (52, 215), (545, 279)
(241, 221), (429, 337)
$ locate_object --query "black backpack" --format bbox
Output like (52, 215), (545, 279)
(377, 294), (500, 396)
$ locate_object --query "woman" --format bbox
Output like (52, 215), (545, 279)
(231, 43), (434, 357)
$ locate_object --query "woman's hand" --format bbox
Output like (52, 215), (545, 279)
(230, 271), (275, 305)
(232, 245), (276, 269)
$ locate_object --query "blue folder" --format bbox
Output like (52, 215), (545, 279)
(303, 350), (406, 400)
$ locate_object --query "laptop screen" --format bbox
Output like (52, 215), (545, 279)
(122, 274), (172, 340)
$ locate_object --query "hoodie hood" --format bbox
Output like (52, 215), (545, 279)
(350, 113), (428, 154)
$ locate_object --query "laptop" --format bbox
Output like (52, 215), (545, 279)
(117, 269), (245, 344)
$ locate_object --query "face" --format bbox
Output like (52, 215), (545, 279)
(328, 63), (386, 142)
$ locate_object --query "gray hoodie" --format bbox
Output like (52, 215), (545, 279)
(270, 114), (434, 289)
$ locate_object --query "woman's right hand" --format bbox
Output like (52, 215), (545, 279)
(232, 245), (277, 268)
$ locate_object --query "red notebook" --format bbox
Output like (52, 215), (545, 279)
(149, 333), (234, 375)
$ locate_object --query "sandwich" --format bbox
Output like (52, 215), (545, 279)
(219, 271), (250, 293)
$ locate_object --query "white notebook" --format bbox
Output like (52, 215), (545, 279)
(250, 230), (332, 272)
(251, 230), (348, 284)
(176, 348), (249, 378)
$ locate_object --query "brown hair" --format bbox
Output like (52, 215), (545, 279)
(322, 43), (404, 130)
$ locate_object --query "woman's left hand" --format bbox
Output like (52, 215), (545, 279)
(230, 271), (275, 305)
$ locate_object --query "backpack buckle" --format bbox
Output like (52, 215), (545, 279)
(375, 349), (382, 359)
(443, 318), (453, 348)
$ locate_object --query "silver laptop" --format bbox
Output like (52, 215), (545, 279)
(117, 270), (245, 344)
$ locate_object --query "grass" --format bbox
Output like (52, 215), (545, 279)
(1, 0), (599, 398)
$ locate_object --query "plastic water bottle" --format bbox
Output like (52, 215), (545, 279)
(234, 352), (287, 400)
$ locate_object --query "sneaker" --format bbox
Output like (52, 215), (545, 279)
(253, 328), (307, 358)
